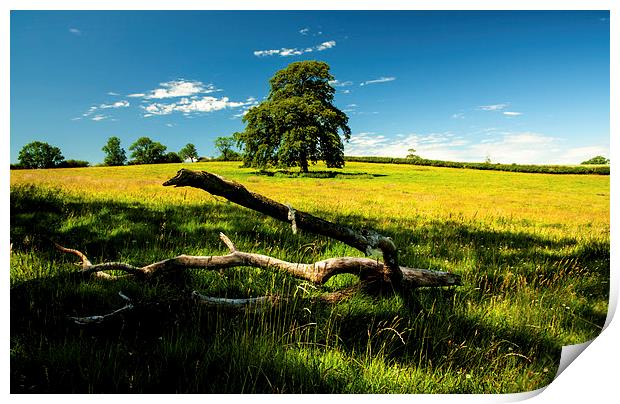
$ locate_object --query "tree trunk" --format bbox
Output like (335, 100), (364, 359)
(300, 157), (309, 173)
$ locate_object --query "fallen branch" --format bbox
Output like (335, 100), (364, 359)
(163, 169), (403, 286)
(68, 291), (134, 325)
(54, 233), (460, 288)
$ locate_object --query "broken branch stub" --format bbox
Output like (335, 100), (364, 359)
(163, 169), (403, 287)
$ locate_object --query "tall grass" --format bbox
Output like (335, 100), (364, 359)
(10, 162), (609, 393)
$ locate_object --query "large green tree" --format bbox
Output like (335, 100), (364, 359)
(234, 61), (351, 172)
(179, 143), (199, 162)
(102, 136), (127, 166)
(17, 141), (65, 169)
(128, 137), (167, 164)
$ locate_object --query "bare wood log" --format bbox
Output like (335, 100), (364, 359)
(54, 233), (460, 288)
(163, 169), (403, 287)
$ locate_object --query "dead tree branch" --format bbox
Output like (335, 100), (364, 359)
(163, 169), (404, 287)
(68, 291), (134, 325)
(54, 233), (459, 288)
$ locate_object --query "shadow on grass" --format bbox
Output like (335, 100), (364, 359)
(10, 184), (608, 393)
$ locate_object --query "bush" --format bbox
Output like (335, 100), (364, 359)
(58, 160), (90, 168)
(161, 152), (183, 164)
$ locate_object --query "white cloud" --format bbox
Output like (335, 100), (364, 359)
(231, 97), (260, 119)
(142, 80), (217, 99)
(503, 111), (522, 116)
(69, 28), (81, 35)
(143, 95), (253, 116)
(253, 49), (281, 57)
(127, 93), (146, 98)
(99, 100), (130, 109)
(452, 113), (465, 119)
(254, 40), (336, 57)
(107, 92), (120, 96)
(479, 103), (508, 111)
(316, 41), (336, 51)
(91, 114), (109, 121)
(344, 131), (608, 164)
(329, 80), (353, 87)
(299, 28), (310, 35)
(71, 117), (82, 121)
(360, 76), (396, 86)
(556, 146), (610, 163)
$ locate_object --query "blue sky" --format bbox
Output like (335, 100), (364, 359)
(10, 10), (610, 164)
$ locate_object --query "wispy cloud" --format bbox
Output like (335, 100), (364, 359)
(452, 112), (465, 119)
(127, 93), (146, 98)
(478, 103), (508, 111)
(298, 27), (322, 36)
(78, 100), (130, 120)
(503, 111), (522, 116)
(360, 76), (396, 86)
(107, 92), (120, 96)
(69, 28), (81, 36)
(329, 80), (353, 87)
(253, 40), (336, 57)
(99, 100), (130, 109)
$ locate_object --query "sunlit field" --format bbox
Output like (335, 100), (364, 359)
(10, 161), (609, 393)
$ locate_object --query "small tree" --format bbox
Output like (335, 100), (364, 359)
(129, 137), (167, 164)
(102, 136), (127, 166)
(406, 148), (420, 160)
(581, 155), (610, 165)
(234, 61), (351, 172)
(214, 137), (237, 160)
(18, 141), (65, 169)
(179, 143), (199, 162)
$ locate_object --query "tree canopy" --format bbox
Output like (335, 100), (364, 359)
(179, 143), (199, 162)
(18, 141), (65, 169)
(234, 61), (351, 172)
(129, 137), (167, 164)
(102, 136), (127, 166)
(581, 155), (610, 165)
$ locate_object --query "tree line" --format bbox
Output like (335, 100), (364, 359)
(13, 136), (241, 169)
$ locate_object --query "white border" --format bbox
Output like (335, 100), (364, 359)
(3, 1), (616, 402)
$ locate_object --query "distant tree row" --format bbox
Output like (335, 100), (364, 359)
(101, 136), (199, 166)
(14, 135), (241, 169)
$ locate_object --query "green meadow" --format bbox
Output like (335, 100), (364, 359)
(10, 161), (610, 393)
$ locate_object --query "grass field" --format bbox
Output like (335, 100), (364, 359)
(10, 161), (610, 393)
